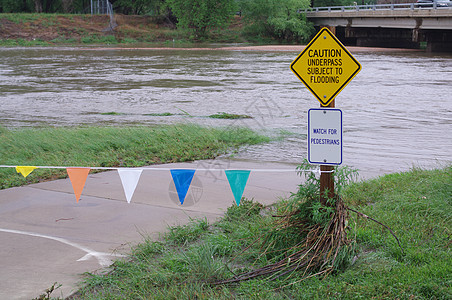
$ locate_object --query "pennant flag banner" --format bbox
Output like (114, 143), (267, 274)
(0, 164), (317, 205)
(117, 169), (143, 204)
(225, 170), (251, 206)
(16, 166), (38, 178)
(67, 168), (91, 202)
(170, 169), (196, 205)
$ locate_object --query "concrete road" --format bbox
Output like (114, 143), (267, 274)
(0, 159), (301, 299)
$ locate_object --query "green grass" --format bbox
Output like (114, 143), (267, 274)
(120, 37), (139, 44)
(208, 112), (253, 120)
(143, 112), (175, 117)
(100, 112), (123, 116)
(0, 13), (51, 24)
(49, 35), (78, 44)
(98, 112), (175, 116)
(0, 38), (50, 46)
(0, 124), (269, 189)
(80, 34), (118, 45)
(68, 166), (451, 299)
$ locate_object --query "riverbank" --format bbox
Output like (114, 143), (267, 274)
(68, 166), (451, 299)
(0, 13), (423, 53)
(81, 44), (421, 53)
(0, 124), (269, 189)
(0, 13), (246, 46)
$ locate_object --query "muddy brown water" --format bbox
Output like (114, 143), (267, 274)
(0, 46), (450, 178)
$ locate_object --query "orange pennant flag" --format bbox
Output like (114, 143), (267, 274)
(66, 168), (90, 202)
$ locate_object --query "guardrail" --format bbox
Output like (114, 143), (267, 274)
(300, 2), (452, 13)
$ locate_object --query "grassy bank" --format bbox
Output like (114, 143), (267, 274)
(68, 166), (451, 299)
(0, 124), (269, 189)
(0, 13), (247, 46)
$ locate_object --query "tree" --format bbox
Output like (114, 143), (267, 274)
(34, 0), (43, 12)
(0, 0), (34, 12)
(32, 0), (61, 13)
(241, 0), (313, 42)
(0, 0), (88, 13)
(72, 0), (92, 13)
(311, 0), (357, 7)
(61, 0), (74, 13)
(166, 0), (236, 39)
(112, 0), (148, 14)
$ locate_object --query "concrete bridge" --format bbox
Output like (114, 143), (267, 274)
(302, 3), (452, 52)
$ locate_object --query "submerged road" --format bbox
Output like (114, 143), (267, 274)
(0, 159), (302, 299)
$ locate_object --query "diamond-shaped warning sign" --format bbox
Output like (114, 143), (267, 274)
(291, 28), (361, 106)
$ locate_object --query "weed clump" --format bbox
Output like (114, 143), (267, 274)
(217, 160), (359, 284)
(223, 199), (264, 222)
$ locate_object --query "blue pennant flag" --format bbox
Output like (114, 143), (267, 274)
(225, 170), (251, 206)
(170, 169), (196, 205)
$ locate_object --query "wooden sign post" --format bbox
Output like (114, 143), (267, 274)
(320, 100), (335, 205)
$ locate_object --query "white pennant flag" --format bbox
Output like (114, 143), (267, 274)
(118, 169), (143, 203)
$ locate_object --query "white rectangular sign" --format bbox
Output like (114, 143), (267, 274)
(308, 108), (342, 165)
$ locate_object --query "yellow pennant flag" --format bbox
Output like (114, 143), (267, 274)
(16, 166), (38, 178)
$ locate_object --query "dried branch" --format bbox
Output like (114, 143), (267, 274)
(345, 206), (404, 254)
(215, 198), (350, 285)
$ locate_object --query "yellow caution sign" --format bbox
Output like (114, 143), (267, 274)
(291, 28), (361, 106)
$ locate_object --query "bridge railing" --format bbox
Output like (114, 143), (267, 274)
(300, 2), (451, 13)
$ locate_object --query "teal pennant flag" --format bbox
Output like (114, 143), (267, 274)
(170, 169), (196, 205)
(225, 170), (251, 206)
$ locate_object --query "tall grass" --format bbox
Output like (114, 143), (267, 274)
(0, 124), (269, 189)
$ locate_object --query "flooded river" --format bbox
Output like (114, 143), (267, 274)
(0, 46), (450, 178)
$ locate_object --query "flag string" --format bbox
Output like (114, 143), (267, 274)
(4, 164), (337, 204)
(0, 165), (335, 173)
